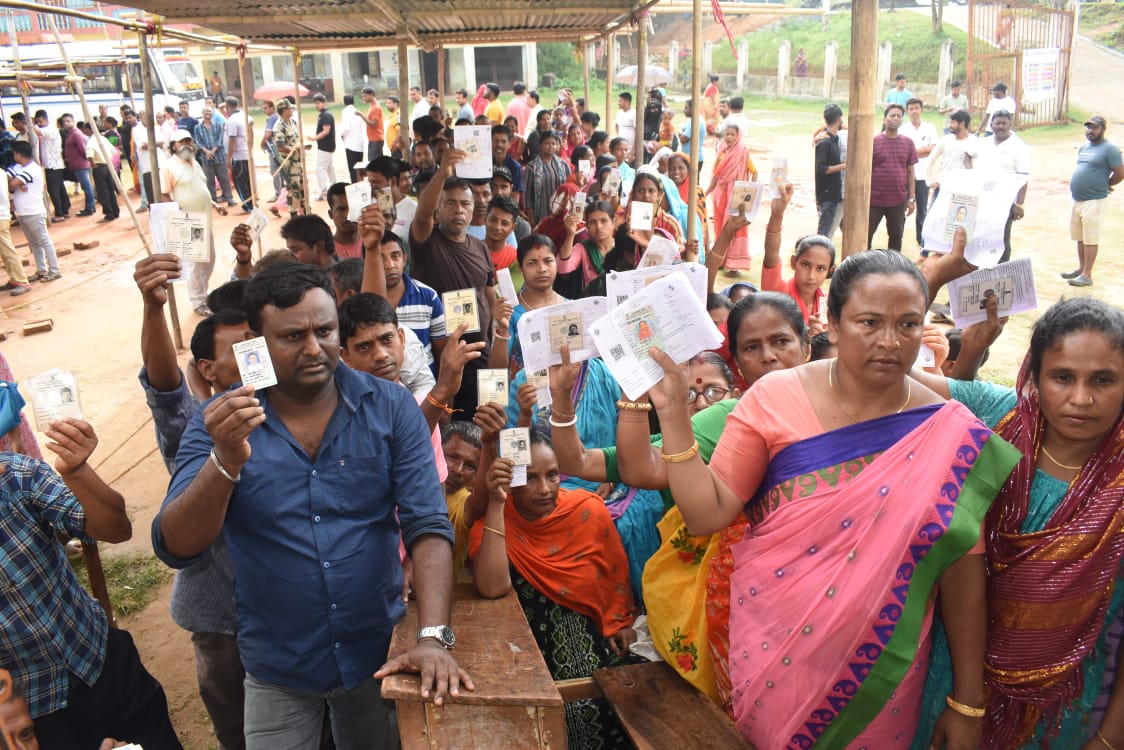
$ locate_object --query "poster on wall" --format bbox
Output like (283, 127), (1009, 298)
(1022, 47), (1059, 101)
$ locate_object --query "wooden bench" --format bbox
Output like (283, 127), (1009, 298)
(382, 583), (566, 749)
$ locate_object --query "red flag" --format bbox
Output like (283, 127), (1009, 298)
(711, 0), (738, 58)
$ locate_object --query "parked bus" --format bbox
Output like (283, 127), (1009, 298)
(0, 41), (206, 124)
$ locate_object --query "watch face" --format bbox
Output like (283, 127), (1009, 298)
(440, 626), (456, 647)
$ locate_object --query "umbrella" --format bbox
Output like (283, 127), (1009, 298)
(614, 64), (674, 86)
(252, 81), (310, 101)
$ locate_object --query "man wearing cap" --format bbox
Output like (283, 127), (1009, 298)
(978, 82), (1017, 137)
(491, 166), (531, 241)
(1062, 116), (1123, 287)
(161, 130), (229, 316)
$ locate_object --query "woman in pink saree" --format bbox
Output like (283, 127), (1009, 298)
(706, 123), (756, 273)
(647, 250), (1020, 748)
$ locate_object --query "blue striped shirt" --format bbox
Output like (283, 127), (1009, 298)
(0, 453), (108, 718)
(193, 120), (227, 165)
(396, 274), (446, 365)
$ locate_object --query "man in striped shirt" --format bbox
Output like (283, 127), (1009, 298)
(377, 232), (447, 369)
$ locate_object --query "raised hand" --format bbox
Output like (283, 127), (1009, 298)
(644, 347), (690, 414)
(134, 254), (181, 307)
(358, 203), (387, 251)
(203, 385), (266, 476)
(45, 419), (98, 476)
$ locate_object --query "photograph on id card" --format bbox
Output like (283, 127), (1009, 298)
(629, 201), (654, 231)
(233, 337), (278, 389)
(500, 427), (532, 466)
(442, 289), (481, 333)
(477, 368), (509, 407)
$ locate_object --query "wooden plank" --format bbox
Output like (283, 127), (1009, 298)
(395, 701), (435, 750)
(540, 705), (567, 750)
(554, 676), (603, 703)
(22, 319), (54, 335)
(383, 583), (562, 707)
(410, 704), (546, 749)
(593, 662), (755, 750)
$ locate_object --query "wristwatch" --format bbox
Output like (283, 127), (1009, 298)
(417, 625), (456, 650)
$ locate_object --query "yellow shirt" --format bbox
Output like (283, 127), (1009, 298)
(485, 99), (504, 125)
(446, 486), (473, 580)
(386, 117), (400, 153)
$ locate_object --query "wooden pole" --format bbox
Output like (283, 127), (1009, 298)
(8, 12), (49, 216)
(398, 37), (410, 150)
(290, 50), (310, 215)
(634, 17), (648, 168)
(437, 45), (445, 118)
(583, 43), (591, 112)
(686, 0), (702, 251)
(604, 35), (615, 137)
(841, 0), (878, 257)
(237, 48), (263, 259)
(137, 30), (185, 349)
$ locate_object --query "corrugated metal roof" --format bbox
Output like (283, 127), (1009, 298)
(119, 0), (650, 47)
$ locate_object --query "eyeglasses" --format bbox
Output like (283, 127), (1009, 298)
(687, 386), (730, 405)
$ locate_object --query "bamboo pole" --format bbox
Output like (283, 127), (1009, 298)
(841, 0), (878, 257)
(604, 35), (615, 137)
(437, 45), (445, 117)
(138, 30), (185, 348)
(236, 49), (260, 214)
(583, 43), (591, 111)
(398, 37), (410, 151)
(8, 12), (50, 216)
(686, 0), (702, 251)
(290, 50), (310, 215)
(634, 16), (647, 168)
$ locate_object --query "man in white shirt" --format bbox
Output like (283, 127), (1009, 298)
(33, 109), (69, 219)
(339, 94), (368, 183)
(927, 110), (980, 201)
(7, 141), (61, 282)
(224, 97), (252, 212)
(982, 110), (1030, 263)
(616, 93), (636, 150)
(978, 82), (1017, 137)
(899, 97), (938, 247)
(409, 86), (430, 125)
(0, 161), (32, 294)
(161, 130), (229, 315)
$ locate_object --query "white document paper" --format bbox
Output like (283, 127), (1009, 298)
(769, 157), (788, 199)
(606, 263), (708, 309)
(233, 337), (278, 389)
(345, 181), (372, 222)
(165, 211), (212, 263)
(246, 208), (270, 241)
(589, 272), (725, 400)
(729, 181), (765, 220)
(495, 267), (519, 303)
(148, 201), (180, 254)
(914, 312), (935, 369)
(921, 169), (1028, 267)
(946, 257), (1038, 328)
(526, 369), (551, 409)
(517, 297), (608, 374)
(638, 235), (679, 268)
(453, 125), (493, 179)
(629, 201), (654, 231)
(26, 369), (83, 431)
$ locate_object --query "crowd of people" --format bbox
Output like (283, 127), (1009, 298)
(2, 74), (1123, 750)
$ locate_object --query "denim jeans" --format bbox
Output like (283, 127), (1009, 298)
(193, 632), (246, 750)
(816, 199), (843, 238)
(243, 674), (397, 750)
(72, 167), (96, 212)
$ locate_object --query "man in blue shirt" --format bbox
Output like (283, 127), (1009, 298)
(1062, 116), (1124, 287)
(154, 264), (471, 749)
(885, 73), (913, 107)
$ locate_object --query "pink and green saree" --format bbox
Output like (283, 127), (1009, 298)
(726, 402), (1019, 748)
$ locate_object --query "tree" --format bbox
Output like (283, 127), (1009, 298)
(931, 0), (945, 34)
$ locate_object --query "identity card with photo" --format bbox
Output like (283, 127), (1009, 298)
(166, 211), (211, 263)
(527, 369), (551, 409)
(26, 369), (84, 431)
(246, 208), (270, 242)
(729, 181), (764, 220)
(233, 337), (278, 389)
(629, 201), (654, 231)
(569, 191), (588, 220)
(602, 168), (622, 197)
(345, 181), (372, 222)
(477, 368), (509, 408)
(442, 289), (481, 334)
(769, 157), (788, 199)
(500, 427), (532, 487)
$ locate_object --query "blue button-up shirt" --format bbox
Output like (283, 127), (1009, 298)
(0, 454), (107, 718)
(153, 363), (453, 693)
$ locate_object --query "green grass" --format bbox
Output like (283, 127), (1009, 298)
(714, 11), (973, 80)
(70, 549), (173, 618)
(1079, 2), (1124, 52)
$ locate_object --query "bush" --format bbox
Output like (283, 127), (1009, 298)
(537, 43), (585, 89)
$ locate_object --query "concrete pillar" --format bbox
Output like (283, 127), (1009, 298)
(524, 43), (538, 91)
(669, 40), (679, 80)
(737, 40), (749, 89)
(937, 39), (954, 102)
(260, 55), (275, 84)
(823, 41), (837, 100)
(463, 46), (476, 90)
(328, 50), (345, 103)
(876, 41), (893, 93)
(777, 40), (791, 96)
(703, 41), (714, 75)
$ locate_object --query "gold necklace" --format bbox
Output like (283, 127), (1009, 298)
(829, 360), (911, 423)
(1039, 445), (1084, 471)
(518, 289), (558, 310)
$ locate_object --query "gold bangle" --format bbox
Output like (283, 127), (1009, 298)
(1099, 731), (1120, 750)
(550, 410), (576, 421)
(483, 525), (506, 539)
(616, 400), (653, 412)
(660, 440), (700, 463)
(944, 694), (985, 719)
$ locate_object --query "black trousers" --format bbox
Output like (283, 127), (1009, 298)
(913, 179), (927, 245)
(93, 164), (119, 218)
(346, 149), (364, 183)
(867, 202), (908, 252)
(45, 168), (71, 217)
(231, 160), (252, 211)
(33, 627), (183, 749)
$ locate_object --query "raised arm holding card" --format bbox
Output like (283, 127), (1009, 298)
(135, 254), (184, 391)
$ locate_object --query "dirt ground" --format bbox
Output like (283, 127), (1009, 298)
(2, 101), (1119, 747)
